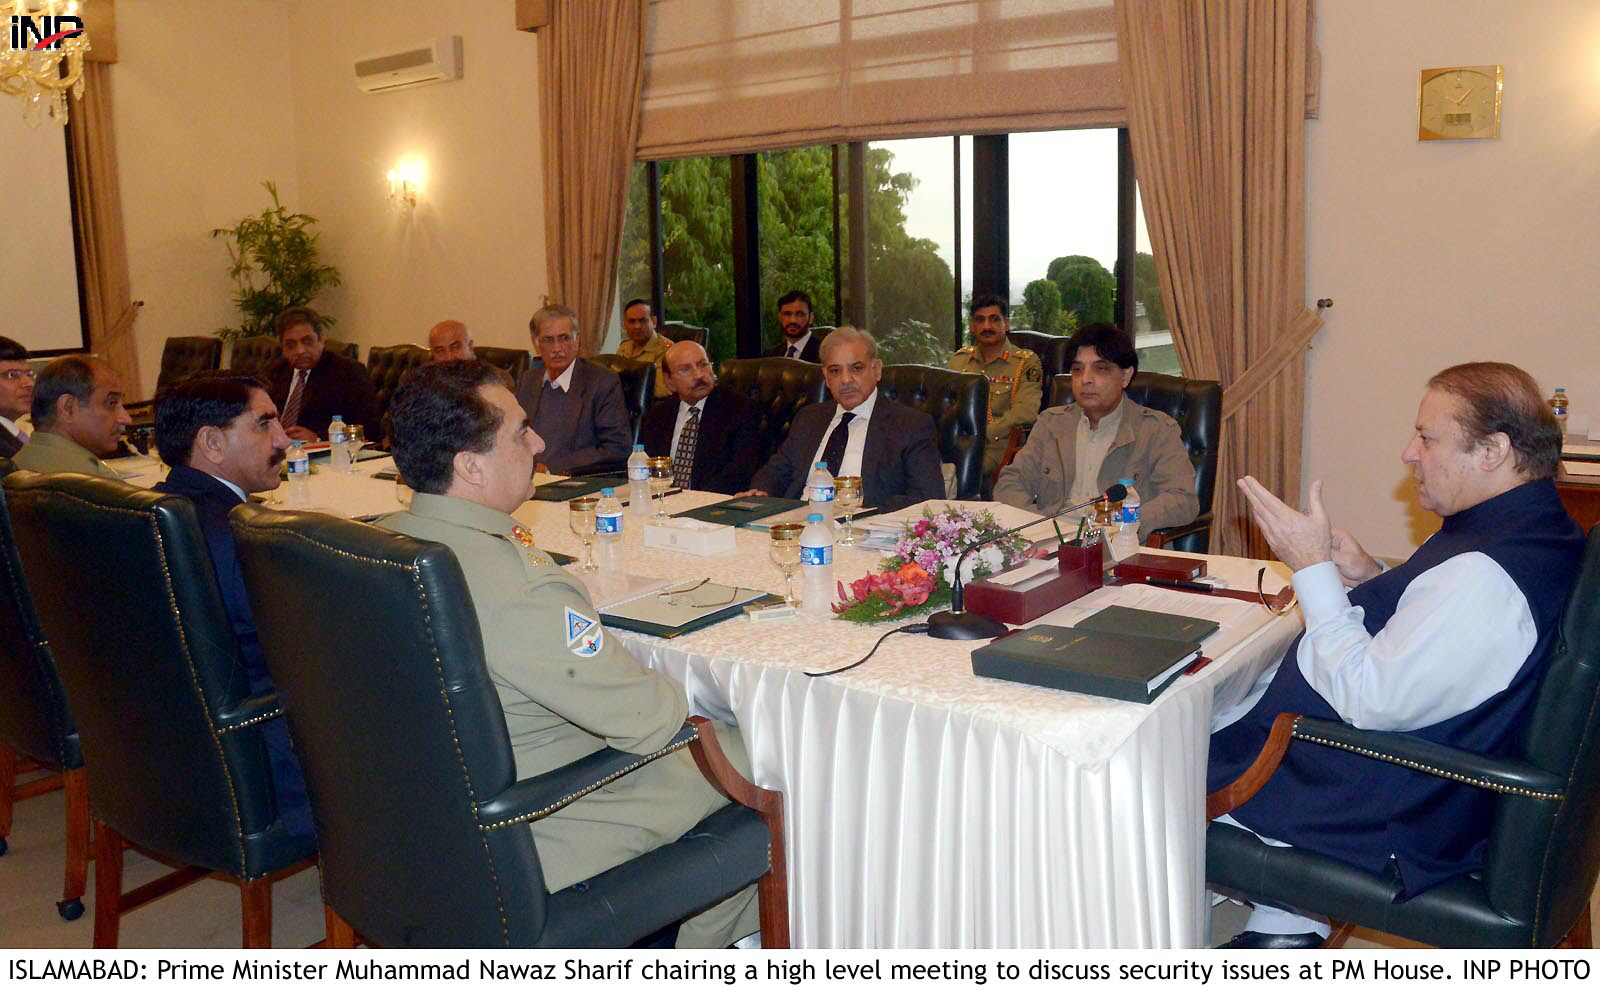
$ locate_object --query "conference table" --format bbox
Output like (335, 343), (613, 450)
(118, 452), (1303, 948)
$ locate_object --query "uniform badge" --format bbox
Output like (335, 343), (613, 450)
(564, 606), (604, 657)
(1024, 365), (1041, 381)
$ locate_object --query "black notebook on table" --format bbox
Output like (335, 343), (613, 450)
(1074, 605), (1219, 646)
(673, 496), (806, 527)
(971, 624), (1202, 704)
(530, 473), (628, 502)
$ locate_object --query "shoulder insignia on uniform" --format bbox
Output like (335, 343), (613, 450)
(1024, 365), (1041, 381)
(565, 606), (604, 657)
(955, 346), (973, 355)
(510, 525), (537, 548)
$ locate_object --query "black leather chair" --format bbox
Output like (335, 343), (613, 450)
(3, 472), (317, 948)
(717, 357), (828, 465)
(230, 505), (789, 948)
(476, 346), (531, 382)
(1006, 330), (1071, 409)
(660, 322), (709, 348)
(228, 336), (280, 376)
(0, 467), (88, 922)
(878, 364), (987, 500)
(588, 354), (656, 447)
(365, 344), (430, 424)
(1207, 524), (1600, 948)
(1044, 370), (1222, 553)
(125, 336), (224, 413)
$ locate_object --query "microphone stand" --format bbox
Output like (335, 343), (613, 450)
(925, 484), (1127, 640)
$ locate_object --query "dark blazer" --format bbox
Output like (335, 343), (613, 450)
(749, 391), (944, 512)
(152, 465), (312, 838)
(513, 358), (632, 476)
(264, 349), (381, 440)
(762, 334), (821, 363)
(0, 425), (22, 460)
(638, 386), (762, 495)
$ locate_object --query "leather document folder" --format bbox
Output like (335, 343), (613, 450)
(971, 624), (1200, 704)
(530, 473), (629, 502)
(1074, 605), (1219, 645)
(674, 496), (806, 527)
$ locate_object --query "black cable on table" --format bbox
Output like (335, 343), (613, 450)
(806, 623), (931, 678)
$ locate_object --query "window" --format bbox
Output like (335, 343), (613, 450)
(1008, 130), (1118, 337)
(865, 138), (957, 366)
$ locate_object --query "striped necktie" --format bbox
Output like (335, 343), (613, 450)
(281, 370), (307, 429)
(673, 405), (700, 489)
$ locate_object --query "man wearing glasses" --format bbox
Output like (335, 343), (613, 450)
(0, 336), (33, 459)
(638, 340), (760, 494)
(513, 304), (631, 476)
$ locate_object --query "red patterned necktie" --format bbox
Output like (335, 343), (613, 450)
(281, 370), (307, 429)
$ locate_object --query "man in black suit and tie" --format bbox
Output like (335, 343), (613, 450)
(638, 340), (760, 495)
(0, 336), (33, 459)
(761, 290), (822, 363)
(743, 327), (943, 513)
(513, 304), (632, 476)
(151, 372), (312, 842)
(263, 306), (381, 442)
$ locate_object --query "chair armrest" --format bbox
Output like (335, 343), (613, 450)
(214, 692), (283, 733)
(1145, 512), (1212, 550)
(477, 723), (697, 831)
(1208, 712), (1565, 820)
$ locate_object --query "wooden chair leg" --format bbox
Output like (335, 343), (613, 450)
(92, 819), (124, 949)
(0, 744), (16, 851)
(58, 768), (88, 920)
(1557, 904), (1593, 948)
(323, 904), (359, 948)
(240, 878), (272, 948)
(1323, 922), (1355, 948)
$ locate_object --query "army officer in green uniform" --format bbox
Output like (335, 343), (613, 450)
(947, 293), (1043, 475)
(12, 356), (132, 479)
(380, 360), (757, 948)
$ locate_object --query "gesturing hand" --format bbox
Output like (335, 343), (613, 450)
(1330, 527), (1383, 586)
(1235, 476), (1334, 573)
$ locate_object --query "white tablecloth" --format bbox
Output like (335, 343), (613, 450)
(121, 458), (1300, 947)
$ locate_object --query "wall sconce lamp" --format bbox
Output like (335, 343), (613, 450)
(387, 163), (422, 208)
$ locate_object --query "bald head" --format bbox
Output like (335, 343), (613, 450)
(662, 340), (715, 404)
(428, 320), (474, 362)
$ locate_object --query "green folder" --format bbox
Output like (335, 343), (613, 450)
(971, 624), (1201, 704)
(1074, 605), (1220, 645)
(529, 473), (628, 502)
(673, 496), (806, 527)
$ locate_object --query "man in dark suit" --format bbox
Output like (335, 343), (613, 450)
(0, 335), (32, 459)
(760, 290), (822, 362)
(743, 327), (943, 512)
(639, 340), (760, 495)
(263, 306), (381, 442)
(513, 304), (632, 476)
(151, 371), (311, 841)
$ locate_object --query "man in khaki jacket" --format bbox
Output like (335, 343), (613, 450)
(994, 322), (1198, 541)
(12, 356), (131, 479)
(379, 359), (756, 949)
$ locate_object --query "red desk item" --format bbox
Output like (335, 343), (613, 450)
(1112, 552), (1206, 584)
(965, 544), (1103, 626)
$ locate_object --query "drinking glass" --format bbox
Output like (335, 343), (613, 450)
(768, 523), (804, 607)
(835, 476), (863, 546)
(647, 455), (674, 520)
(345, 424), (366, 473)
(569, 497), (598, 572)
(394, 474), (413, 509)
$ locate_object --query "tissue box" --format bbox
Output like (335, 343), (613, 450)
(965, 544), (1103, 625)
(643, 518), (738, 556)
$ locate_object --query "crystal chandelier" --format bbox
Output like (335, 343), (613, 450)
(0, 0), (90, 126)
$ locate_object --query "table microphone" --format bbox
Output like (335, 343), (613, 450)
(925, 483), (1127, 641)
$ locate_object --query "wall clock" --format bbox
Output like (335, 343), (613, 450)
(1418, 65), (1502, 140)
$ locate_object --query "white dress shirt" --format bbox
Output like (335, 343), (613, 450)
(0, 415), (27, 442)
(544, 360), (578, 393)
(808, 388), (877, 478)
(670, 397), (708, 454)
(783, 332), (813, 360)
(1069, 398), (1125, 504)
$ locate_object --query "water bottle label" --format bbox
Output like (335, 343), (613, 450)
(1121, 504), (1141, 526)
(287, 459), (309, 476)
(628, 466), (650, 481)
(808, 485), (835, 503)
(596, 513), (622, 534)
(800, 544), (833, 566)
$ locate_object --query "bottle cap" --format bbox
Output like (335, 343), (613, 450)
(291, 440), (303, 447)
(813, 462), (827, 469)
(601, 488), (614, 496)
(807, 513), (823, 523)
(634, 443), (645, 451)
(1119, 477), (1134, 485)
(1556, 388), (1566, 394)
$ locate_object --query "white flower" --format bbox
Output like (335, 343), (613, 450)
(942, 545), (1007, 586)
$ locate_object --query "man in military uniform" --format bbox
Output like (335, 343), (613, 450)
(12, 356), (131, 478)
(615, 298), (672, 398)
(947, 293), (1043, 476)
(380, 360), (757, 949)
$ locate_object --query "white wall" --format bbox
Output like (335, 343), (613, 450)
(1304, 0), (1600, 557)
(114, 0), (300, 397)
(287, 0), (545, 357)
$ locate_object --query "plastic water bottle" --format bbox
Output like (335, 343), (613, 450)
(626, 444), (651, 516)
(285, 441), (310, 508)
(800, 512), (834, 615)
(328, 415), (350, 471)
(1550, 388), (1569, 430)
(596, 488), (623, 542)
(805, 462), (835, 522)
(1112, 477), (1141, 561)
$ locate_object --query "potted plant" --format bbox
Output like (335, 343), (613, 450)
(211, 181), (341, 342)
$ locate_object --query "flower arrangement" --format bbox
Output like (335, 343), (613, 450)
(833, 505), (1028, 623)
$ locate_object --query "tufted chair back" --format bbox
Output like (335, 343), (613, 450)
(1006, 331), (1071, 410)
(325, 338), (359, 361)
(228, 336), (281, 376)
(476, 346), (531, 381)
(154, 337), (223, 395)
(877, 365), (987, 499)
(587, 355), (655, 446)
(718, 357), (828, 465)
(660, 322), (709, 348)
(4, 472), (312, 879)
(366, 344), (430, 424)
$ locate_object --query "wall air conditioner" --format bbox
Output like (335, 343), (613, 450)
(354, 37), (463, 94)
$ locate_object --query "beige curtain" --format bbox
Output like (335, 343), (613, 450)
(1117, 0), (1322, 558)
(67, 62), (141, 394)
(538, 0), (647, 354)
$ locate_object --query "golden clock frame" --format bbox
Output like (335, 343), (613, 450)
(1417, 64), (1502, 141)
